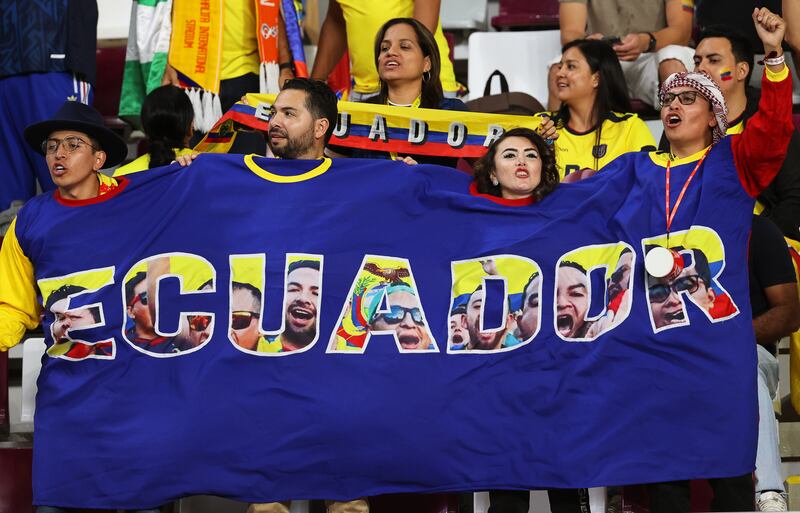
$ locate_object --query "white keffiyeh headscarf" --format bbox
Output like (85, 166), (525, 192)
(660, 71), (728, 144)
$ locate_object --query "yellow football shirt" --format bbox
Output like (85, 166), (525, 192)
(535, 112), (657, 179)
(335, 0), (459, 93)
(221, 0), (260, 80)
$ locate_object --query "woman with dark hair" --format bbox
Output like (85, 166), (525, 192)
(333, 17), (467, 167)
(114, 85), (195, 175)
(541, 39), (656, 178)
(473, 127), (584, 513)
(471, 127), (559, 204)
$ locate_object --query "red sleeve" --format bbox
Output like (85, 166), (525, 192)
(731, 66), (794, 197)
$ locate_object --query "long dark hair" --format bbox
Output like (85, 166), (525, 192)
(554, 39), (631, 170)
(473, 127), (559, 202)
(373, 18), (443, 109)
(141, 85), (194, 168)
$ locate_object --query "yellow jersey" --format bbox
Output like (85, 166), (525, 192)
(335, 0), (459, 93)
(220, 0), (260, 80)
(535, 112), (657, 179)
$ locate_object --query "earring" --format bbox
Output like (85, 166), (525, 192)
(423, 70), (431, 82)
(491, 176), (499, 186)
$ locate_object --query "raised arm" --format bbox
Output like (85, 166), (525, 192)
(310, 0), (348, 82)
(413, 0), (441, 35)
(732, 8), (794, 197)
(559, 1), (589, 45)
(0, 219), (41, 351)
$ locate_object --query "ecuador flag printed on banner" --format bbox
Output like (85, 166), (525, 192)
(18, 145), (758, 508)
(195, 93), (542, 156)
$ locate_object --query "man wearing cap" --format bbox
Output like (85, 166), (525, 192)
(0, 102), (159, 513)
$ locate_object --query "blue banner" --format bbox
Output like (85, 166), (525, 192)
(18, 148), (756, 509)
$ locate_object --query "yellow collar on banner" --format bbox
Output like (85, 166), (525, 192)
(244, 155), (332, 183)
(649, 145), (712, 168)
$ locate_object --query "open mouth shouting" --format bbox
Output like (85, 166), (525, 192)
(557, 314), (575, 336)
(664, 113), (682, 129)
(663, 309), (686, 324)
(287, 301), (315, 330)
(51, 163), (68, 177)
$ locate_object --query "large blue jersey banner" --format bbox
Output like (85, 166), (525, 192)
(18, 147), (757, 509)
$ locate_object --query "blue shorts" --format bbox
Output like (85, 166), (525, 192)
(0, 72), (93, 211)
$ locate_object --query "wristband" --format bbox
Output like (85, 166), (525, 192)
(758, 50), (785, 66)
(764, 53), (785, 66)
(643, 32), (657, 53)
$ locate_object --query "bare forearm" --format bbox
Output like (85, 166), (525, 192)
(413, 0), (441, 34)
(652, 25), (692, 50)
(785, 0), (800, 51)
(310, 3), (348, 81)
(754, 305), (800, 345)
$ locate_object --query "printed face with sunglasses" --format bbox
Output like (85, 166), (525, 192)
(660, 87), (717, 148)
(126, 280), (157, 339)
(230, 287), (262, 351)
(369, 290), (432, 351)
(648, 263), (716, 328)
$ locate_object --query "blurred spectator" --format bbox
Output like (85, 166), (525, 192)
(115, 85), (195, 176)
(696, 0), (782, 52)
(658, 26), (800, 240)
(332, 18), (467, 166)
(749, 215), (800, 512)
(536, 40), (656, 179)
(557, 0), (695, 107)
(0, 0), (97, 213)
(311, 0), (460, 101)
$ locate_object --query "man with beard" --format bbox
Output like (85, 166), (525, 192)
(246, 79), (369, 513)
(465, 285), (520, 351)
(267, 78), (337, 160)
(555, 261), (590, 339)
(260, 260), (321, 352)
(516, 271), (541, 341)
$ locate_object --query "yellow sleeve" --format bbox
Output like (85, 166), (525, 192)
(0, 218), (42, 350)
(766, 63), (790, 83)
(629, 116), (657, 151)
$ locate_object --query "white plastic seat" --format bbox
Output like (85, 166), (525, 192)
(467, 30), (562, 104)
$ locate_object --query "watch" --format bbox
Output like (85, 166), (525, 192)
(643, 32), (657, 53)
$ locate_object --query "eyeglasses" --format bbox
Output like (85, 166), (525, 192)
(42, 136), (97, 155)
(660, 91), (699, 109)
(188, 315), (211, 332)
(648, 275), (703, 303)
(231, 311), (259, 330)
(372, 305), (425, 326)
(130, 291), (148, 307)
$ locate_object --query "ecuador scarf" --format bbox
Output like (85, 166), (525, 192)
(195, 93), (543, 156)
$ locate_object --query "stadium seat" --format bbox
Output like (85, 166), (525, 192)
(0, 350), (34, 513)
(441, 0), (488, 31)
(491, 0), (559, 31)
(467, 30), (561, 106)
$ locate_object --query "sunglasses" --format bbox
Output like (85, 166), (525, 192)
(648, 275), (703, 303)
(42, 136), (97, 155)
(373, 305), (425, 326)
(660, 91), (699, 109)
(130, 290), (148, 307)
(188, 315), (211, 332)
(231, 311), (260, 330)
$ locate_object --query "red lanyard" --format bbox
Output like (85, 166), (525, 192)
(665, 148), (710, 235)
